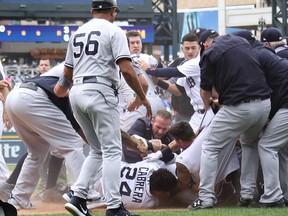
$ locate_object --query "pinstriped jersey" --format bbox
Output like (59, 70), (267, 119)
(65, 18), (131, 88)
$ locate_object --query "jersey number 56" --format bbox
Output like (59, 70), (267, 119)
(73, 31), (101, 58)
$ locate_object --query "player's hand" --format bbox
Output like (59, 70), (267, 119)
(141, 98), (152, 118)
(149, 139), (165, 152)
(3, 111), (12, 130)
(127, 96), (142, 112)
(136, 59), (151, 71)
(0, 80), (12, 91)
(143, 151), (163, 162)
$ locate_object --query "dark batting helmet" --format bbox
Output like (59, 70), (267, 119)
(91, 0), (120, 13)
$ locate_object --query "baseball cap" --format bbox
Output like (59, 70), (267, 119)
(260, 27), (283, 42)
(198, 29), (218, 45)
(191, 27), (207, 38)
(232, 30), (255, 41)
(0, 200), (17, 216)
(91, 0), (120, 13)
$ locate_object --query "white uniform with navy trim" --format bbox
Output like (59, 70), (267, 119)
(176, 54), (214, 133)
(94, 160), (176, 209)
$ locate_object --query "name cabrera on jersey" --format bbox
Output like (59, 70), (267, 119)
(65, 18), (131, 88)
(119, 160), (163, 208)
(176, 54), (204, 111)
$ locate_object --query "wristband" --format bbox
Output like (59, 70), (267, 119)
(157, 79), (169, 90)
(58, 75), (71, 89)
(147, 141), (154, 152)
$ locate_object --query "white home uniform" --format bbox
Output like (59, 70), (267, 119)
(0, 62), (10, 182)
(176, 55), (214, 133)
(119, 63), (147, 132)
(94, 160), (176, 209)
(176, 123), (240, 185)
(131, 54), (165, 115)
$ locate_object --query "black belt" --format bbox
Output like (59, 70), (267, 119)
(78, 76), (117, 91)
(20, 82), (38, 91)
(241, 95), (270, 104)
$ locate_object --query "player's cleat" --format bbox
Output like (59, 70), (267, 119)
(250, 198), (286, 208)
(8, 196), (36, 210)
(87, 196), (106, 209)
(0, 182), (14, 202)
(65, 196), (91, 216)
(130, 134), (148, 153)
(237, 197), (252, 207)
(106, 203), (139, 216)
(188, 199), (213, 210)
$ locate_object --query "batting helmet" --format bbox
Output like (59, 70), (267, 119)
(91, 0), (120, 13)
(0, 200), (17, 216)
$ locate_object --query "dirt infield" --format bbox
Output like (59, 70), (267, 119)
(18, 202), (106, 215)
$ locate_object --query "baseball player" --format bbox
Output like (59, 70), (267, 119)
(92, 160), (177, 209)
(137, 33), (214, 134)
(53, 1), (151, 216)
(126, 30), (165, 116)
(233, 30), (288, 207)
(0, 61), (12, 182)
(189, 31), (271, 210)
(118, 61), (149, 132)
(5, 62), (87, 210)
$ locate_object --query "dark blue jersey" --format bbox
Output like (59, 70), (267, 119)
(200, 34), (272, 105)
(253, 41), (288, 118)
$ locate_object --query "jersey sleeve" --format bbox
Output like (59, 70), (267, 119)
(177, 55), (200, 77)
(111, 27), (131, 64)
(64, 35), (75, 69)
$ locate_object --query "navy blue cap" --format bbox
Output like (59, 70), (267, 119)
(191, 28), (207, 38)
(261, 27), (283, 42)
(232, 30), (255, 41)
(198, 29), (218, 45)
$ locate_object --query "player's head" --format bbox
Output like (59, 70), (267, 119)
(151, 109), (172, 139)
(91, 0), (120, 22)
(260, 27), (286, 49)
(126, 30), (142, 55)
(168, 121), (195, 150)
(198, 29), (219, 54)
(38, 58), (54, 74)
(232, 30), (256, 46)
(181, 33), (201, 60)
(150, 168), (177, 198)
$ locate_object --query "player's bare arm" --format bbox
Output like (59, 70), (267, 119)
(127, 73), (148, 112)
(53, 65), (73, 97)
(0, 81), (12, 129)
(200, 88), (212, 110)
(118, 58), (152, 117)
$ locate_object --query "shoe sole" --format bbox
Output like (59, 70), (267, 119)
(131, 135), (148, 153)
(188, 205), (213, 210)
(65, 203), (88, 216)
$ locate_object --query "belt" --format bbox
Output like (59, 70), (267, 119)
(19, 82), (38, 91)
(241, 95), (270, 104)
(196, 109), (205, 114)
(73, 76), (116, 91)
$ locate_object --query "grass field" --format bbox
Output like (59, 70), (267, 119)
(19, 207), (288, 216)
